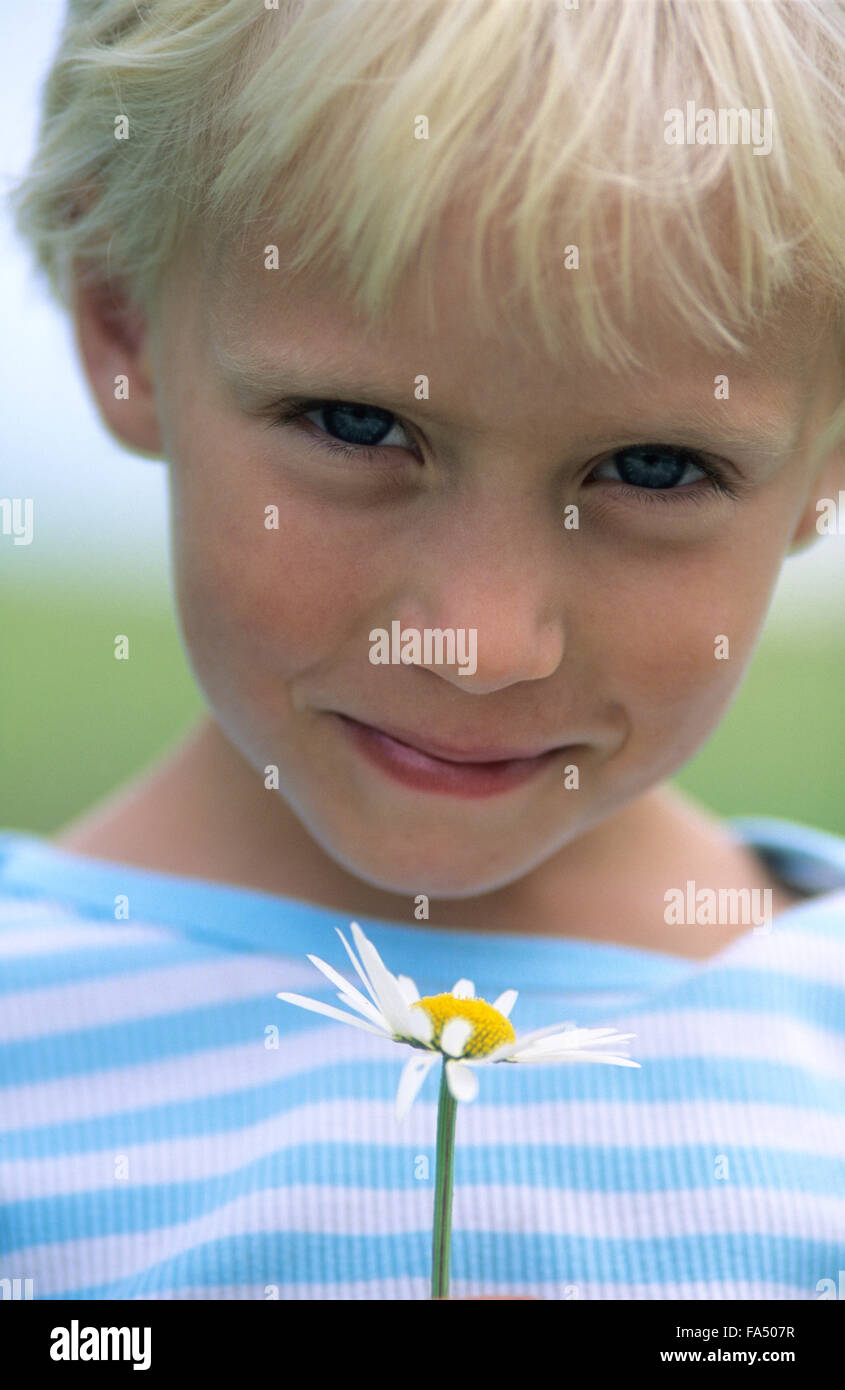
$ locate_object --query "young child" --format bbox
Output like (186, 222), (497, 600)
(2, 0), (844, 1301)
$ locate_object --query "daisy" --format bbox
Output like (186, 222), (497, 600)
(277, 920), (639, 1122)
(278, 920), (640, 1299)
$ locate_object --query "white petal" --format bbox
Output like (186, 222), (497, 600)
(335, 926), (380, 1007)
(484, 1020), (577, 1063)
(515, 1033), (582, 1056)
(511, 1049), (641, 1067)
(514, 1021), (583, 1048)
(276, 991), (391, 1037)
(553, 1026), (635, 1047)
(483, 1042), (520, 1063)
(445, 1058), (479, 1102)
(350, 922), (420, 1036)
(405, 1009), (434, 1045)
(395, 1054), (439, 1123)
(396, 973), (421, 1004)
(510, 1027), (639, 1066)
(304, 954), (389, 1027)
(491, 989), (518, 1018)
(518, 1027), (637, 1058)
(451, 978), (475, 999)
(441, 1016), (473, 1057)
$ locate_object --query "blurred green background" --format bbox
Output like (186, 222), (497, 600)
(2, 567), (843, 838)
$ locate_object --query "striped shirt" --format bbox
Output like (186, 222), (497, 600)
(1, 815), (844, 1301)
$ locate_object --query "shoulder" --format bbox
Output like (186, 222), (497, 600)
(727, 819), (845, 988)
(0, 831), (114, 963)
(730, 815), (845, 900)
(0, 828), (170, 953)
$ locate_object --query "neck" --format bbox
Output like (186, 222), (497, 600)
(54, 714), (795, 950)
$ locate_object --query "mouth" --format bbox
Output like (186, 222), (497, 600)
(330, 713), (572, 798)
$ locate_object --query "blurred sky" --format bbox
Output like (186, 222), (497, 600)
(2, 0), (843, 627)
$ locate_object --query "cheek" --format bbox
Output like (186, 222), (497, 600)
(167, 424), (390, 688)
(588, 530), (781, 742)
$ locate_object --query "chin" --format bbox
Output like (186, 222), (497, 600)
(323, 829), (539, 902)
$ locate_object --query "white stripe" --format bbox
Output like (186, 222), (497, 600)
(6, 1181), (844, 1240)
(621, 1009), (845, 1077)
(2, 991), (843, 1130)
(129, 1276), (819, 1300)
(721, 919), (845, 982)
(0, 1025), (401, 1130)
(3, 1092), (845, 1198)
(0, 920), (172, 959)
(6, 1183), (842, 1295)
(133, 1279), (430, 1300)
(531, 992), (644, 1012)
(0, 899), (71, 925)
(0, 956), (320, 1041)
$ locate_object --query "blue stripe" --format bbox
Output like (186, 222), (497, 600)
(2, 966), (843, 1088)
(4, 1141), (843, 1251)
(0, 939), (223, 994)
(1, 1056), (843, 1163)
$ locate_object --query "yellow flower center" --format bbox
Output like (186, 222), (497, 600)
(411, 993), (516, 1058)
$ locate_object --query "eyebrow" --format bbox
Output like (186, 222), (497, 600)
(216, 342), (419, 413)
(216, 343), (799, 468)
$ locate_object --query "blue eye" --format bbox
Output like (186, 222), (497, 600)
(275, 399), (412, 461)
(590, 444), (736, 501)
(307, 402), (396, 448)
(593, 445), (705, 489)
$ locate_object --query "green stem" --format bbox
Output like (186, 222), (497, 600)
(431, 1058), (458, 1300)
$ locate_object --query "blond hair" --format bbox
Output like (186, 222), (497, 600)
(8, 0), (845, 398)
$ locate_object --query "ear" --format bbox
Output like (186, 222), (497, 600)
(71, 274), (163, 457)
(786, 447), (845, 556)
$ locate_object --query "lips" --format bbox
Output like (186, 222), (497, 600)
(333, 713), (564, 764)
(330, 712), (570, 799)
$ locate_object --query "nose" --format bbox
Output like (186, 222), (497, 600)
(392, 496), (567, 694)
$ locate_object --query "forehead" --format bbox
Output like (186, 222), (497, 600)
(193, 199), (834, 441)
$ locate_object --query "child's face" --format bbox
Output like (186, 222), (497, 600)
(136, 223), (840, 898)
